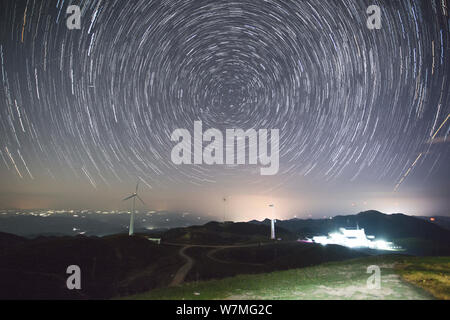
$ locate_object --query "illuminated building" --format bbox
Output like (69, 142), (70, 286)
(309, 227), (399, 251)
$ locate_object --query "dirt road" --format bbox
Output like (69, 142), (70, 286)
(166, 242), (274, 286)
(169, 245), (194, 287)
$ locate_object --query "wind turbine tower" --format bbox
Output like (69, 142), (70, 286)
(122, 182), (146, 236)
(269, 204), (276, 240)
(223, 196), (227, 222)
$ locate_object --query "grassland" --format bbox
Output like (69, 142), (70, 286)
(395, 256), (450, 299)
(125, 255), (449, 300)
(182, 242), (366, 283)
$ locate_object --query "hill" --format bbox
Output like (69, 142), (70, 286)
(125, 255), (449, 300)
(1, 212), (448, 299)
(0, 232), (29, 256)
(0, 221), (367, 299)
(417, 216), (450, 231)
(251, 211), (450, 255)
(161, 221), (296, 245)
(0, 233), (183, 299)
(183, 242), (367, 283)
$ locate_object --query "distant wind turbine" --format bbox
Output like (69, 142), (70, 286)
(222, 196), (227, 222)
(122, 182), (146, 236)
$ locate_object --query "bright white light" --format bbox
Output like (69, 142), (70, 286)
(373, 240), (393, 250)
(311, 228), (398, 251)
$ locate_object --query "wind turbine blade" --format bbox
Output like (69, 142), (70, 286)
(135, 181), (139, 193)
(136, 195), (147, 207)
(122, 194), (136, 201)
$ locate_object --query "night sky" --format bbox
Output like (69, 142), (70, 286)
(0, 0), (449, 220)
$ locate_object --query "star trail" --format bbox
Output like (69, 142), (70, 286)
(0, 0), (449, 218)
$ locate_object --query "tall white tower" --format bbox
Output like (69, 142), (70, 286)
(271, 218), (276, 240)
(269, 204), (276, 239)
(223, 197), (227, 222)
(122, 182), (146, 236)
(129, 195), (135, 236)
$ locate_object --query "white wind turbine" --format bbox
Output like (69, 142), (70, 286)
(222, 196), (227, 222)
(269, 204), (276, 240)
(122, 182), (146, 236)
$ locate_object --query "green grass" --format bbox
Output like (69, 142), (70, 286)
(123, 255), (446, 300)
(395, 256), (450, 300)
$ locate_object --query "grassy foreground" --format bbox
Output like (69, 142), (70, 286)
(124, 255), (449, 300)
(396, 256), (450, 299)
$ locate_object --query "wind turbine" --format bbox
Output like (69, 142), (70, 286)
(269, 204), (276, 240)
(122, 182), (146, 236)
(222, 196), (227, 222)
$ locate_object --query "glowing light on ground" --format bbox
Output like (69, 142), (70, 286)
(307, 227), (401, 251)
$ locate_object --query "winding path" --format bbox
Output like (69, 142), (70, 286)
(169, 245), (194, 287)
(166, 241), (278, 286)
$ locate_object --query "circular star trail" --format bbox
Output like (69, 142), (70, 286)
(0, 0), (449, 204)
